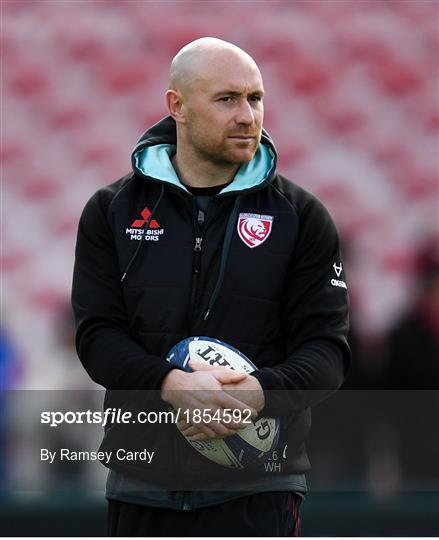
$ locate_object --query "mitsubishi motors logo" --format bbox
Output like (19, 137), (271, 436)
(126, 207), (164, 242)
(131, 207), (160, 229)
(237, 213), (273, 248)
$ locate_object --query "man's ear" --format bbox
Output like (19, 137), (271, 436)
(166, 89), (186, 125)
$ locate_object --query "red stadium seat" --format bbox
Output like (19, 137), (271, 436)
(2, 0), (437, 385)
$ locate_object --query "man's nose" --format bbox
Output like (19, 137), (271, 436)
(235, 99), (255, 125)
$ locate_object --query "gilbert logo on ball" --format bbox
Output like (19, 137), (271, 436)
(166, 337), (280, 469)
(237, 213), (273, 248)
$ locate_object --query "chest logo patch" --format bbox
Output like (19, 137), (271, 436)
(126, 207), (164, 242)
(237, 213), (273, 248)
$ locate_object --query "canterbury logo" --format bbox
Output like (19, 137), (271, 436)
(131, 207), (160, 229)
(331, 261), (347, 289)
(333, 263), (343, 277)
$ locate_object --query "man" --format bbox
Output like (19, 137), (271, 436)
(72, 37), (350, 536)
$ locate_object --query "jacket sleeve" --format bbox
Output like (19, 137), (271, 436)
(71, 189), (175, 390)
(252, 196), (351, 417)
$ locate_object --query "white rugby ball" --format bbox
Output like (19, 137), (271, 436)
(166, 336), (279, 469)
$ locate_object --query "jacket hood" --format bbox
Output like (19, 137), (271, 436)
(131, 115), (278, 196)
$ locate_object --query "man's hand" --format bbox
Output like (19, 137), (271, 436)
(181, 360), (265, 440)
(222, 376), (265, 414)
(189, 359), (265, 413)
(161, 367), (257, 439)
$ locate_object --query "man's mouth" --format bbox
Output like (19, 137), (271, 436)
(228, 135), (257, 141)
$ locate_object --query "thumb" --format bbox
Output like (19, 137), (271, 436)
(188, 360), (219, 372)
(213, 370), (247, 384)
(189, 360), (247, 382)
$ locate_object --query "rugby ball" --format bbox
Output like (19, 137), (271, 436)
(166, 336), (279, 469)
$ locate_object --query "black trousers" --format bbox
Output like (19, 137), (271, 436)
(108, 492), (302, 537)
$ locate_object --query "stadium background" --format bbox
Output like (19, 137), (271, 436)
(1, 0), (438, 536)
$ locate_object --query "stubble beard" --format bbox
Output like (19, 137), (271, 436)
(189, 128), (260, 167)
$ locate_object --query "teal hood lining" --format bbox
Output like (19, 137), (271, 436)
(132, 143), (276, 195)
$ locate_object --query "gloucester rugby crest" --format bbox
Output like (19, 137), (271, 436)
(237, 213), (273, 248)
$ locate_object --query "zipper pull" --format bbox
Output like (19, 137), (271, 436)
(194, 237), (203, 252)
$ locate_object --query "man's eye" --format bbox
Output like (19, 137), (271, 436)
(250, 96), (262, 102)
(220, 96), (233, 102)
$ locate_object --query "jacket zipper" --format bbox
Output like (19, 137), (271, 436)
(188, 207), (205, 331)
(181, 207), (205, 508)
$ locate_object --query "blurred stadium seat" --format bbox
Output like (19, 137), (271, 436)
(2, 2), (438, 536)
(2, 0), (438, 387)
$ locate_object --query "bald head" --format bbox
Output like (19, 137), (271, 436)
(169, 37), (261, 96)
(166, 37), (264, 175)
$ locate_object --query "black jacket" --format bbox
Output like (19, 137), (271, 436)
(72, 116), (350, 488)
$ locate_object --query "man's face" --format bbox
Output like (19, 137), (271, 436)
(181, 54), (264, 166)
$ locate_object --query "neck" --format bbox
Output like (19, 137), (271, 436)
(171, 146), (240, 188)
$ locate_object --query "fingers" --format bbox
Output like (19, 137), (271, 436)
(188, 360), (218, 371)
(215, 393), (258, 420)
(165, 370), (256, 436)
(178, 423), (201, 438)
(177, 418), (217, 438)
(179, 421), (236, 440)
(188, 360), (248, 384)
(176, 413), (245, 439)
(189, 432), (209, 441)
(213, 370), (248, 385)
(185, 389), (257, 426)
